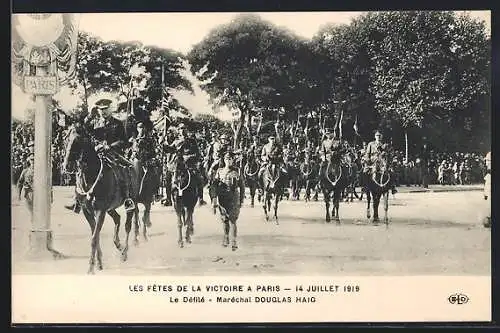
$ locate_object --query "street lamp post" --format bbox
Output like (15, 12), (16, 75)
(12, 14), (80, 260)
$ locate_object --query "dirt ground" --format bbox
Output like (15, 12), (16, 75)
(11, 186), (491, 276)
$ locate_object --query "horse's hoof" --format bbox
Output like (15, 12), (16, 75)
(232, 245), (238, 251)
(98, 263), (103, 271)
(87, 268), (95, 275)
(178, 242), (184, 248)
(145, 222), (152, 228)
(143, 236), (149, 242)
(134, 239), (139, 247)
(250, 204), (254, 208)
(121, 253), (128, 262)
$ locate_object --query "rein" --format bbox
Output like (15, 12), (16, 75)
(138, 166), (148, 195)
(244, 162), (259, 177)
(177, 167), (191, 194)
(325, 161), (342, 187)
(301, 162), (312, 177)
(265, 164), (281, 189)
(372, 170), (391, 188)
(75, 157), (104, 200)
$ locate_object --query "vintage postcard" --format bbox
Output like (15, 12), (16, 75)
(11, 11), (491, 324)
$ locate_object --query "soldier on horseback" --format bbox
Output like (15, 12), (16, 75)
(64, 98), (136, 213)
(208, 133), (232, 181)
(363, 130), (397, 194)
(168, 123), (206, 206)
(318, 128), (346, 177)
(128, 121), (159, 189)
(257, 135), (287, 190)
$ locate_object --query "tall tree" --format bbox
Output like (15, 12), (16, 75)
(188, 14), (307, 148)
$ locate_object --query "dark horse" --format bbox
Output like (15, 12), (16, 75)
(260, 158), (287, 224)
(319, 153), (351, 223)
(63, 126), (145, 274)
(299, 157), (320, 202)
(243, 151), (261, 207)
(362, 153), (392, 225)
(171, 156), (199, 248)
(132, 158), (161, 240)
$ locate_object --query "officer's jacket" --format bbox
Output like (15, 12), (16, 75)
(86, 116), (128, 151)
(364, 140), (384, 163)
(261, 143), (282, 162)
(130, 133), (156, 162)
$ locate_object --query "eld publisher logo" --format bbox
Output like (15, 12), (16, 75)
(448, 293), (469, 305)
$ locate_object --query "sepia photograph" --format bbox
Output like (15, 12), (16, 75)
(11, 10), (492, 323)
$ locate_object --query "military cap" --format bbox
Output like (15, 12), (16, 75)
(224, 151), (235, 159)
(94, 98), (113, 110)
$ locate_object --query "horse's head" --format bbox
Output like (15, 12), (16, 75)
(62, 125), (94, 173)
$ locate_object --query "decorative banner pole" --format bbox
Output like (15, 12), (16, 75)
(12, 14), (80, 259)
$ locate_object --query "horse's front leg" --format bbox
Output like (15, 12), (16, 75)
(383, 191), (389, 225)
(366, 190), (371, 220)
(177, 206), (184, 248)
(107, 209), (122, 251)
(324, 190), (331, 223)
(333, 190), (341, 224)
(273, 193), (279, 225)
(372, 193), (381, 224)
(133, 206), (140, 246)
(250, 183), (256, 207)
(305, 180), (310, 202)
(82, 208), (96, 274)
(121, 210), (134, 262)
(89, 210), (106, 273)
(262, 191), (270, 222)
(185, 208), (194, 244)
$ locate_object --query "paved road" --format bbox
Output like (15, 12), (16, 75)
(12, 186), (490, 276)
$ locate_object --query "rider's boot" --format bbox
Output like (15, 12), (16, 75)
(122, 167), (135, 212)
(257, 166), (265, 195)
(197, 173), (207, 206)
(64, 195), (81, 214)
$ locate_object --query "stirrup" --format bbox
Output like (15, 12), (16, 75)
(124, 198), (136, 211)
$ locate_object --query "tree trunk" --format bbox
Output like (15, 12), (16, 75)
(405, 129), (409, 164)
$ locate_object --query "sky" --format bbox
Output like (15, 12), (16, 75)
(78, 11), (491, 55)
(12, 11), (491, 121)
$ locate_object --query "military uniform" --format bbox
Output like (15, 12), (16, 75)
(65, 99), (136, 212)
(318, 135), (344, 176)
(257, 139), (286, 188)
(208, 137), (231, 179)
(215, 160), (245, 223)
(168, 129), (206, 205)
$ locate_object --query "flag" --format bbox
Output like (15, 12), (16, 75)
(353, 114), (359, 135)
